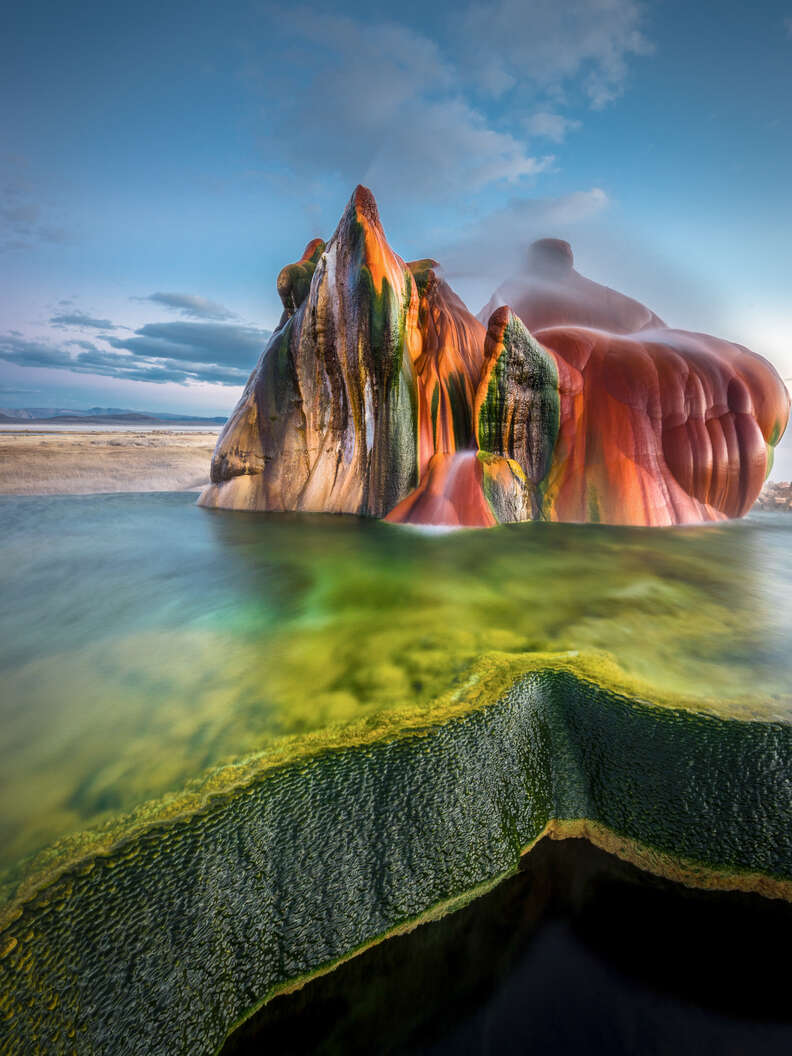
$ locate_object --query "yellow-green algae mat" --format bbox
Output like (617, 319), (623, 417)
(1, 494), (792, 1055)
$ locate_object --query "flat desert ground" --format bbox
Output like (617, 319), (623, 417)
(1, 426), (787, 504)
(0, 429), (220, 495)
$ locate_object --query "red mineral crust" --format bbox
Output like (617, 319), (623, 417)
(406, 259), (486, 477)
(201, 189), (789, 528)
(479, 239), (790, 524)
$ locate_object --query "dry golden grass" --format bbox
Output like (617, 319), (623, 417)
(0, 429), (219, 494)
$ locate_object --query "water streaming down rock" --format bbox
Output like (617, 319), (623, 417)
(199, 187), (789, 527)
(384, 451), (497, 528)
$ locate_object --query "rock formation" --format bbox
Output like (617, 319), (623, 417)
(200, 187), (789, 527)
(755, 479), (792, 511)
(200, 187), (486, 520)
(476, 239), (791, 525)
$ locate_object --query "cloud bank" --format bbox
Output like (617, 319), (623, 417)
(135, 293), (237, 321)
(458, 0), (653, 106)
(262, 0), (652, 199)
(49, 311), (116, 330)
(0, 321), (272, 388)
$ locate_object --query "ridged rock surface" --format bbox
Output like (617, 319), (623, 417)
(200, 190), (789, 527)
(479, 239), (791, 525)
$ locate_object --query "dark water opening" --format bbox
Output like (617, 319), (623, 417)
(222, 838), (792, 1055)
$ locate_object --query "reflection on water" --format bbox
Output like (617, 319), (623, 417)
(1, 493), (791, 874)
(222, 838), (792, 1056)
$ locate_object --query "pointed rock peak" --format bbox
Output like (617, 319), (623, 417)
(484, 305), (517, 351)
(480, 305), (555, 425)
(527, 238), (574, 275)
(407, 258), (440, 295)
(333, 184), (385, 241)
(332, 185), (385, 245)
(277, 236), (327, 317)
(300, 237), (326, 264)
(477, 305), (560, 490)
(331, 185), (406, 296)
(350, 184), (382, 228)
(483, 304), (551, 369)
(487, 304), (514, 329)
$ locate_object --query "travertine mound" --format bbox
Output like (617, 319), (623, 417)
(200, 189), (789, 526)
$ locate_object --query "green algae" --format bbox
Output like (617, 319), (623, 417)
(2, 494), (792, 1053)
(446, 368), (473, 449)
(478, 450), (533, 522)
(476, 314), (560, 496)
(405, 258), (437, 295)
(4, 661), (792, 1055)
(430, 382), (440, 439)
(358, 267), (419, 514)
(766, 442), (775, 478)
(276, 239), (326, 317)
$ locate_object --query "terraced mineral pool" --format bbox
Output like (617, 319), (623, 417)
(2, 493), (792, 1054)
(1, 492), (790, 878)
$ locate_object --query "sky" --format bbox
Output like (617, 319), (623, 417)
(1, 0), (790, 465)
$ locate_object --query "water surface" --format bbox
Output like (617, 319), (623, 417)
(1, 493), (791, 875)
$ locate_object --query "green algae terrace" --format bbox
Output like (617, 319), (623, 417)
(2, 493), (792, 1053)
(1, 492), (792, 887)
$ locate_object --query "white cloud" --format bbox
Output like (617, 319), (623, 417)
(50, 311), (116, 330)
(136, 292), (236, 321)
(524, 111), (583, 143)
(257, 2), (653, 204)
(263, 9), (557, 199)
(365, 98), (554, 197)
(457, 0), (653, 107)
(0, 320), (271, 388)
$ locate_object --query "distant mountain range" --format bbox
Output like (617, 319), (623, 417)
(0, 406), (227, 425)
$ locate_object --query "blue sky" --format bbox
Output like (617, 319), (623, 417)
(1, 1), (790, 454)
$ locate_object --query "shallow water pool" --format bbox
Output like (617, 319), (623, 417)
(1, 492), (791, 878)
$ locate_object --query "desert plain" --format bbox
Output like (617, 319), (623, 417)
(0, 428), (219, 495)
